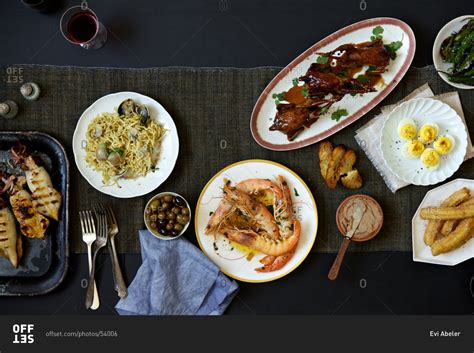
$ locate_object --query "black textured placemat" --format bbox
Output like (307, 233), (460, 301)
(0, 65), (472, 253)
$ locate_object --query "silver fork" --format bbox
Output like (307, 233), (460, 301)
(79, 210), (100, 310)
(85, 206), (108, 309)
(100, 203), (128, 298)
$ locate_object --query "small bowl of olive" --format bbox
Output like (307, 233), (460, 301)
(144, 192), (191, 240)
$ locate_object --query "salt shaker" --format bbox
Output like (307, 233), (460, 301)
(0, 100), (19, 119)
(20, 82), (41, 101)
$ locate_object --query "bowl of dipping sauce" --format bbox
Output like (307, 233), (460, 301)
(144, 192), (191, 240)
(336, 194), (384, 242)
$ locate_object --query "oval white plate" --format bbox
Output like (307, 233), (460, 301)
(195, 160), (318, 283)
(412, 178), (474, 266)
(251, 17), (415, 151)
(381, 98), (467, 186)
(432, 15), (474, 90)
(72, 92), (179, 198)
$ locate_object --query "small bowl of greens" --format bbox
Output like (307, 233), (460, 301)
(433, 15), (474, 90)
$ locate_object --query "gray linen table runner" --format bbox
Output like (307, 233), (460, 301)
(0, 64), (472, 253)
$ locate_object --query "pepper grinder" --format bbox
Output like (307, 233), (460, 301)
(0, 100), (19, 119)
(20, 82), (41, 101)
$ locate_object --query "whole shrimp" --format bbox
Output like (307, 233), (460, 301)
(220, 184), (300, 257)
(255, 176), (299, 272)
(206, 176), (301, 272)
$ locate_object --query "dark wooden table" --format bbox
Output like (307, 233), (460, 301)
(0, 0), (472, 315)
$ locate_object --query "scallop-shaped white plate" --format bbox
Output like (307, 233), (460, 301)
(195, 160), (318, 283)
(412, 178), (474, 265)
(432, 15), (474, 90)
(72, 92), (179, 198)
(381, 98), (467, 186)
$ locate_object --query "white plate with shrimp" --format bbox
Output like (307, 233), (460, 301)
(195, 159), (318, 283)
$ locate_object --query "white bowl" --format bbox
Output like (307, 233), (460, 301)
(144, 192), (191, 240)
(432, 15), (474, 90)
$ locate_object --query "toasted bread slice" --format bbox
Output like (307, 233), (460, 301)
(341, 169), (363, 189)
(318, 141), (333, 180)
(337, 149), (357, 177)
(325, 145), (346, 188)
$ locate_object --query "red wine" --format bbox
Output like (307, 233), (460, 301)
(67, 12), (98, 44)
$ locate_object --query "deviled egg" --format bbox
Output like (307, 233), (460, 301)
(403, 140), (425, 159)
(397, 118), (417, 140)
(433, 135), (455, 155)
(420, 148), (441, 170)
(418, 123), (439, 144)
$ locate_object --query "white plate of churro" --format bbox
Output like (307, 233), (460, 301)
(194, 159), (318, 283)
(412, 178), (474, 265)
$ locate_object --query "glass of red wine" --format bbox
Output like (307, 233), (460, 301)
(60, 5), (107, 50)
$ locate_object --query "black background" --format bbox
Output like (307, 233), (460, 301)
(0, 0), (473, 315)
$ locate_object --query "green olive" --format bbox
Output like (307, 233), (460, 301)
(157, 212), (166, 220)
(166, 211), (176, 221)
(171, 207), (181, 215)
(161, 202), (170, 210)
(150, 199), (160, 211)
(181, 207), (190, 216)
(177, 214), (189, 225)
(149, 221), (157, 229)
(173, 223), (183, 232)
(166, 223), (174, 231)
(163, 194), (173, 202)
(150, 214), (157, 222)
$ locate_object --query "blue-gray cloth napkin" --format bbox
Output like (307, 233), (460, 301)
(115, 230), (239, 315)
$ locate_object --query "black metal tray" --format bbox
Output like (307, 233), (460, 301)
(0, 132), (69, 295)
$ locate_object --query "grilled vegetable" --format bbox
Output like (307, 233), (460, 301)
(439, 18), (474, 86)
(5, 176), (49, 239)
(11, 145), (62, 221)
(0, 198), (22, 268)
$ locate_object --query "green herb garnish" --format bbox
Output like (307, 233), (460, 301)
(320, 106), (329, 115)
(301, 87), (309, 98)
(111, 147), (124, 155)
(272, 92), (286, 105)
(294, 188), (300, 197)
(292, 78), (299, 86)
(316, 56), (329, 64)
(331, 108), (349, 122)
(356, 75), (369, 84)
(384, 36), (404, 59)
(337, 69), (347, 77)
(385, 40), (403, 53)
(371, 25), (384, 41)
